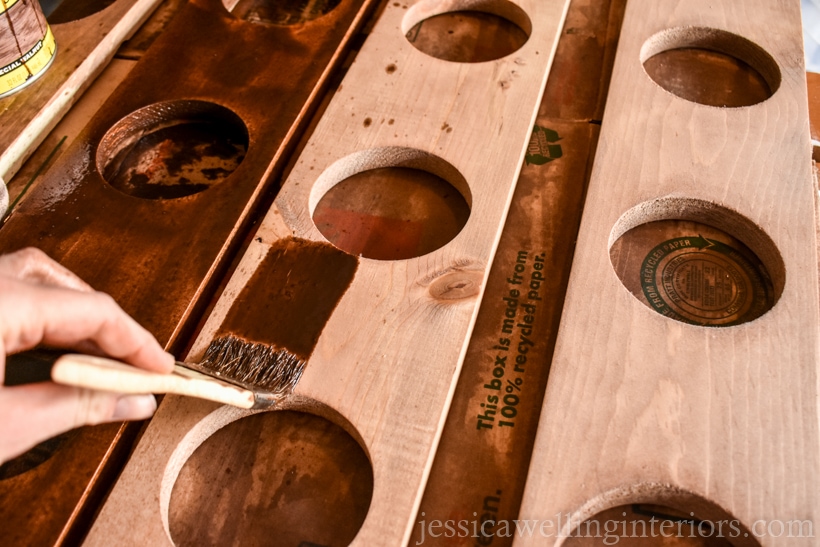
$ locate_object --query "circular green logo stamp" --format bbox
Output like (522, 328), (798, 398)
(640, 235), (772, 326)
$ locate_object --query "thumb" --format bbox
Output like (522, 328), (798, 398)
(0, 383), (156, 464)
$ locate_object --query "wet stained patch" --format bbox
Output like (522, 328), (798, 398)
(218, 238), (359, 361)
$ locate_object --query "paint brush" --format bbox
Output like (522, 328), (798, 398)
(50, 335), (304, 409)
(51, 237), (359, 409)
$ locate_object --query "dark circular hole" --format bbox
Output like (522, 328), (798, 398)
(564, 504), (759, 546)
(169, 410), (373, 547)
(641, 28), (780, 107)
(313, 166), (470, 260)
(610, 219), (776, 327)
(45, 0), (117, 24)
(97, 101), (248, 200)
(644, 48), (772, 108)
(403, 3), (531, 63)
(224, 0), (341, 25)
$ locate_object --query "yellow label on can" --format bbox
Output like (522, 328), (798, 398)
(0, 0), (22, 15)
(0, 25), (56, 96)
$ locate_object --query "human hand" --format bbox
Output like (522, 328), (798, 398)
(0, 248), (174, 464)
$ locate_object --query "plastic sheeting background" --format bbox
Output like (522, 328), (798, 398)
(804, 0), (820, 72)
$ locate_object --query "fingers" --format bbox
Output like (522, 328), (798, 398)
(0, 247), (93, 292)
(0, 383), (156, 464)
(0, 277), (174, 373)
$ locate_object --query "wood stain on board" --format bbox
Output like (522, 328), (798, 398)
(217, 237), (359, 363)
(0, 0), (378, 543)
(165, 239), (364, 545)
(0, 0), (56, 98)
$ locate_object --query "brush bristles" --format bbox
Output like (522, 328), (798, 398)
(198, 335), (306, 394)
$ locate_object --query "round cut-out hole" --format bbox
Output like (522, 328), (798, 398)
(169, 410), (372, 547)
(610, 200), (783, 327)
(565, 503), (759, 546)
(97, 101), (248, 200)
(313, 166), (470, 260)
(641, 27), (780, 107)
(222, 0), (341, 25)
(403, 0), (531, 63)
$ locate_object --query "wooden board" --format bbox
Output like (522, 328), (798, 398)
(0, 0), (164, 198)
(517, 1), (819, 546)
(0, 0), (377, 544)
(85, 0), (571, 545)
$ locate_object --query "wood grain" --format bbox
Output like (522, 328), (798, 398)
(0, 0), (377, 544)
(0, 0), (164, 189)
(86, 1), (570, 545)
(517, 1), (819, 546)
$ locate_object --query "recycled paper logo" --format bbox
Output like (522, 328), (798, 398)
(525, 126), (562, 165)
(640, 235), (771, 326)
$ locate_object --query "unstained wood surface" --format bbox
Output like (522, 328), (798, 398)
(517, 1), (819, 546)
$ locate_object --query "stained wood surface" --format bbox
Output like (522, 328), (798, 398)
(0, 0), (164, 190)
(0, 0), (376, 544)
(4, 58), (135, 209)
(86, 0), (570, 545)
(517, 1), (819, 546)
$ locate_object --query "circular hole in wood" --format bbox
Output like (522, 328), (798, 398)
(222, 0), (341, 25)
(641, 27), (780, 107)
(45, 0), (117, 24)
(564, 503), (760, 546)
(311, 149), (471, 260)
(168, 410), (373, 547)
(609, 199), (783, 327)
(402, 0), (531, 63)
(97, 101), (248, 200)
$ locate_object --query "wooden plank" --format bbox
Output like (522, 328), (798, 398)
(85, 1), (570, 545)
(0, 0), (164, 189)
(0, 0), (377, 544)
(517, 1), (819, 546)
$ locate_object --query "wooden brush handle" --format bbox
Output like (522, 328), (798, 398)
(51, 354), (255, 409)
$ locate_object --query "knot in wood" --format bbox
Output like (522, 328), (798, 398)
(428, 269), (483, 301)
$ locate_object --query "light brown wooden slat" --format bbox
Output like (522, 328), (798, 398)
(517, 1), (819, 546)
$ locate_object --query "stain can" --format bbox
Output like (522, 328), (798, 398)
(0, 0), (56, 99)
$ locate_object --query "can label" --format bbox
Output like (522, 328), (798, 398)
(0, 0), (56, 98)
